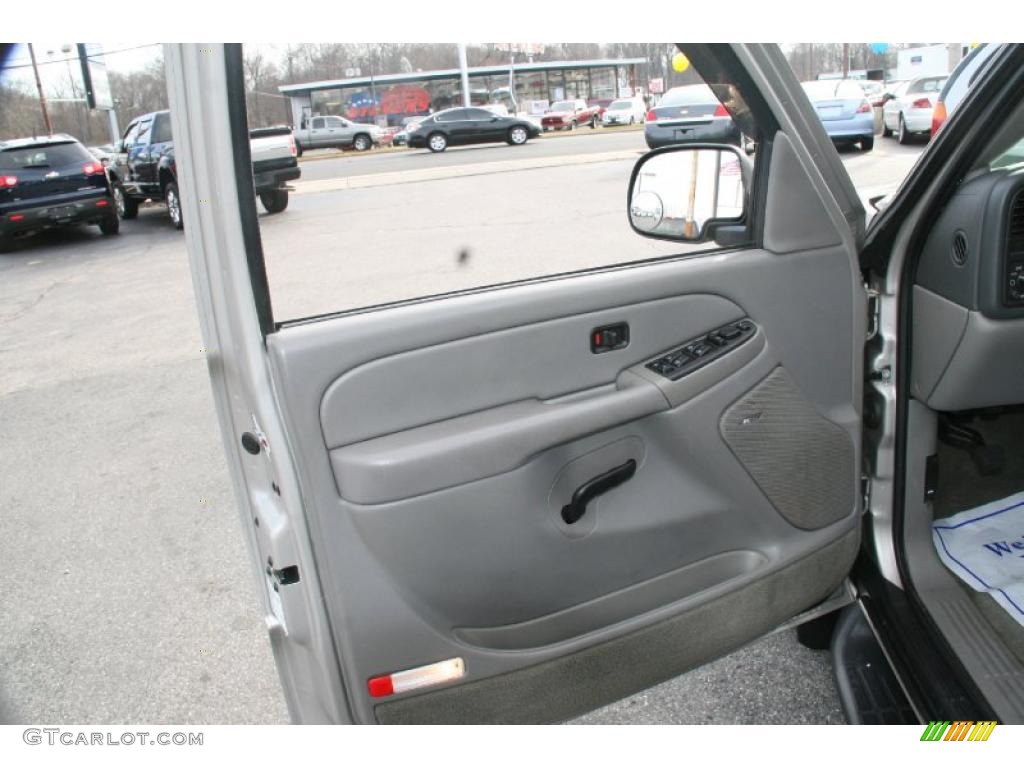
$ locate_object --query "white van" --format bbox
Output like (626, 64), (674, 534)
(601, 96), (647, 126)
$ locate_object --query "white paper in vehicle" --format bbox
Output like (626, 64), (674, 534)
(933, 491), (1024, 628)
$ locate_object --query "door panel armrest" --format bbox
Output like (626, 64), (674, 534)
(330, 371), (668, 504)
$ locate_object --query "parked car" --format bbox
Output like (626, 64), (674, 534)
(108, 110), (299, 229)
(587, 98), (614, 120)
(292, 114), (382, 155)
(602, 97), (647, 126)
(406, 107), (541, 153)
(932, 43), (1000, 136)
(801, 79), (875, 151)
(644, 84), (740, 149)
(0, 134), (118, 252)
(541, 99), (601, 131)
(87, 144), (115, 167)
(392, 116), (425, 147)
(877, 80), (909, 107)
(882, 75), (947, 144)
(857, 80), (886, 107)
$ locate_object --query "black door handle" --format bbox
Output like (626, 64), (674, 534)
(561, 459), (637, 525)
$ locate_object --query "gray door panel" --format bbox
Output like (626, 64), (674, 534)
(167, 44), (867, 724)
(266, 240), (862, 723)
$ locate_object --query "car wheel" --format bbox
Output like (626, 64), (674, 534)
(0, 234), (13, 254)
(629, 116), (635, 124)
(259, 189), (289, 214)
(508, 126), (529, 146)
(897, 114), (910, 145)
(860, 134), (874, 152)
(99, 214), (120, 235)
(881, 118), (893, 138)
(295, 141), (303, 158)
(113, 183), (138, 220)
(590, 116), (598, 129)
(353, 134), (372, 152)
(427, 132), (448, 153)
(164, 181), (184, 230)
(569, 120), (577, 131)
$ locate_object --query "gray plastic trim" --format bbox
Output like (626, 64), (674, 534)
(910, 286), (970, 405)
(330, 372), (668, 505)
(375, 527), (859, 723)
(454, 549), (767, 650)
(763, 133), (845, 254)
(925, 308), (1024, 411)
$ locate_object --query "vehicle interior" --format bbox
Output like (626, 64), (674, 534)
(898, 99), (1024, 720)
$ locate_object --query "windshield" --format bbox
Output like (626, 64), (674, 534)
(609, 100), (633, 110)
(549, 101), (575, 111)
(0, 142), (92, 170)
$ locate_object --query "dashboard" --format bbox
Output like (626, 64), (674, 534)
(912, 166), (1024, 411)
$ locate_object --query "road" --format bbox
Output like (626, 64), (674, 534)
(0, 133), (924, 724)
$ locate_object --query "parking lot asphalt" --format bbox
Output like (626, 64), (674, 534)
(0, 133), (924, 724)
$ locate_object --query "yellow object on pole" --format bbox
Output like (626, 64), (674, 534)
(672, 52), (690, 73)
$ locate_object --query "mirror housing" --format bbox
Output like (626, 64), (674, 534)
(627, 144), (751, 244)
(113, 139), (125, 153)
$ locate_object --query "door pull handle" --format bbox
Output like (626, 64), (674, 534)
(561, 459), (637, 525)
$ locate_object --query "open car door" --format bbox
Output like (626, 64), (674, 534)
(167, 43), (868, 723)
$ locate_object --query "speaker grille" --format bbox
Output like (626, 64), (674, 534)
(951, 230), (968, 266)
(720, 367), (855, 530)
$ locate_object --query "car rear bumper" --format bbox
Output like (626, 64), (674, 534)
(821, 114), (875, 140)
(1, 192), (114, 236)
(901, 108), (933, 133)
(253, 166), (301, 192)
(645, 119), (740, 148)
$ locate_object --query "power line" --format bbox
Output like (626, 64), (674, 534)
(0, 43), (161, 72)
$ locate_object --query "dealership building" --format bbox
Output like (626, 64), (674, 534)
(278, 58), (647, 128)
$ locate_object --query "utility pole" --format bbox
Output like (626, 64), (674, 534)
(27, 44), (53, 135)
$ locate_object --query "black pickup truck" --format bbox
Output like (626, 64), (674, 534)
(108, 110), (300, 229)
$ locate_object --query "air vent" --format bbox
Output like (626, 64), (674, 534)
(951, 230), (968, 266)
(1010, 189), (1024, 255)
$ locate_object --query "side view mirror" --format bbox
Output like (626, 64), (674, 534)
(628, 144), (750, 243)
(113, 140), (125, 153)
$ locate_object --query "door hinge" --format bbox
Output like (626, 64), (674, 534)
(866, 286), (881, 340)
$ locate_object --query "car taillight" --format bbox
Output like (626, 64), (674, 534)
(1, 175), (17, 188)
(856, 101), (871, 113)
(82, 161), (104, 176)
(288, 135), (297, 157)
(911, 98), (932, 109)
(931, 100), (948, 136)
(714, 104), (729, 118)
(646, 110), (656, 122)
